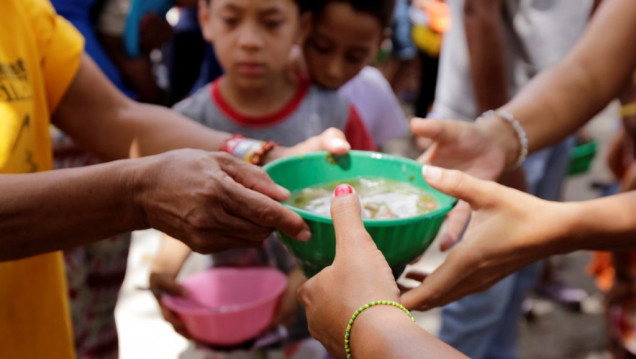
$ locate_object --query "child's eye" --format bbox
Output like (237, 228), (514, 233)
(309, 39), (330, 54)
(345, 55), (366, 64)
(263, 20), (283, 29)
(222, 17), (239, 27)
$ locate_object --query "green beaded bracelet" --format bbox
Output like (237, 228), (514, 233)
(344, 300), (416, 359)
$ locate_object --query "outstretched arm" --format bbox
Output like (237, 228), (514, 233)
(498, 0), (636, 156)
(0, 150), (308, 261)
(402, 166), (636, 310)
(299, 187), (467, 359)
(52, 54), (231, 161)
(412, 0), (636, 175)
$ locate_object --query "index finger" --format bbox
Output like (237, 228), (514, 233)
(218, 153), (292, 202)
(221, 176), (312, 241)
(400, 247), (473, 310)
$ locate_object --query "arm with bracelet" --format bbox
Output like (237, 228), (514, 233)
(411, 0), (636, 178)
(401, 0), (636, 311)
(299, 185), (467, 359)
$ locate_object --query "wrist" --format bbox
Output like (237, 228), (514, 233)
(476, 112), (524, 169)
(220, 134), (277, 166)
(126, 155), (161, 231)
(543, 202), (582, 255)
(350, 306), (417, 358)
(262, 145), (287, 165)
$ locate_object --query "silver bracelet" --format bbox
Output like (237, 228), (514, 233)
(476, 110), (528, 170)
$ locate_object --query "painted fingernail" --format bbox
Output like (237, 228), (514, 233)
(422, 165), (442, 182)
(333, 184), (354, 197)
(330, 138), (350, 150)
(297, 229), (312, 241)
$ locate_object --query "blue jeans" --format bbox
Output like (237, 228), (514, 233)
(438, 137), (575, 359)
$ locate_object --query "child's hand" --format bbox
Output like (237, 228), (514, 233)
(265, 128), (351, 163)
(149, 271), (193, 339)
(270, 269), (307, 329)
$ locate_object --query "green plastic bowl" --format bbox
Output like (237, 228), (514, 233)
(567, 139), (598, 176)
(264, 151), (457, 277)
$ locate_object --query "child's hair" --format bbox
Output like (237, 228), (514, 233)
(204, 0), (309, 12)
(307, 0), (396, 28)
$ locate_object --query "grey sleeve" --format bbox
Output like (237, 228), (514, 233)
(171, 85), (211, 125)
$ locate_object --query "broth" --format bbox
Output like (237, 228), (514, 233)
(286, 177), (437, 219)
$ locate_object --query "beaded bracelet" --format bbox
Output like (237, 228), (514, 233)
(220, 134), (277, 165)
(344, 300), (416, 359)
(477, 110), (528, 170)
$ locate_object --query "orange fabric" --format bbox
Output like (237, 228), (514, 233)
(0, 0), (84, 358)
(424, 1), (451, 34)
(588, 251), (615, 292)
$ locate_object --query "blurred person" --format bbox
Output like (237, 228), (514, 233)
(303, 0), (410, 149)
(401, 0), (636, 310)
(421, 0), (592, 357)
(148, 0), (376, 357)
(0, 1), (350, 358)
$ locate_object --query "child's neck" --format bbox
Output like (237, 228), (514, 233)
(219, 75), (299, 118)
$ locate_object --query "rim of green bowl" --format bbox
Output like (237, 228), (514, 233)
(264, 151), (458, 227)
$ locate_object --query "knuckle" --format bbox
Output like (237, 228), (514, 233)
(188, 212), (210, 230)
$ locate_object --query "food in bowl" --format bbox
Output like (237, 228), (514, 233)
(264, 151), (458, 278)
(286, 177), (437, 219)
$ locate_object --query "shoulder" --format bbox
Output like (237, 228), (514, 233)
(304, 85), (350, 114)
(172, 84), (215, 121)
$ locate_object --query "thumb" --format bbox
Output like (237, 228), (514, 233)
(156, 276), (189, 297)
(422, 165), (492, 209)
(330, 184), (375, 255)
(410, 118), (464, 144)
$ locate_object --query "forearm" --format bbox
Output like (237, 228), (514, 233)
(151, 234), (192, 276)
(99, 101), (230, 160)
(0, 159), (146, 260)
(464, 0), (508, 112)
(350, 307), (467, 359)
(499, 0), (636, 155)
(53, 54), (231, 162)
(565, 191), (636, 252)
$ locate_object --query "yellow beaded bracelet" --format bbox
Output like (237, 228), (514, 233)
(344, 300), (416, 359)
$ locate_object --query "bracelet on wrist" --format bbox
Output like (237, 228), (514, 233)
(477, 110), (528, 170)
(621, 102), (636, 118)
(220, 134), (277, 165)
(344, 300), (416, 359)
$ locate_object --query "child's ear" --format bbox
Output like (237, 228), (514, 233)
(198, 0), (215, 42)
(296, 12), (313, 45)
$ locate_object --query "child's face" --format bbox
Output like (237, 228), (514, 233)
(199, 0), (308, 88)
(304, 2), (384, 90)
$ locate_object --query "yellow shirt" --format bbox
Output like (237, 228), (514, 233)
(0, 0), (84, 358)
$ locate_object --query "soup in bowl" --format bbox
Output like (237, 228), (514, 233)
(264, 151), (457, 277)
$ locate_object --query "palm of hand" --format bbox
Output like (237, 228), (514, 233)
(418, 120), (506, 182)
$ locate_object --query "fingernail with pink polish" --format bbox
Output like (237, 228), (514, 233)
(333, 184), (354, 197)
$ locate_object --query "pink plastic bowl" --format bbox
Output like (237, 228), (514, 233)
(162, 267), (287, 346)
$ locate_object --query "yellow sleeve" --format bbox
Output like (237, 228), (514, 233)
(23, 0), (85, 112)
